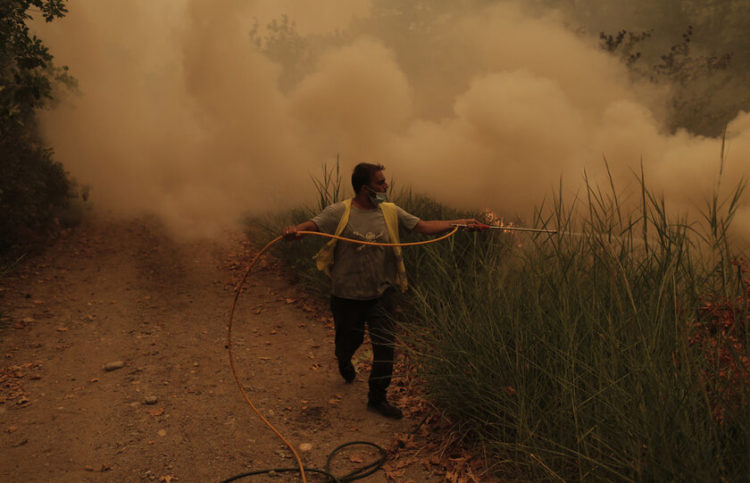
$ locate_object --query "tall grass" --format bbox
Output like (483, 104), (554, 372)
(401, 173), (749, 481)
(253, 163), (749, 480)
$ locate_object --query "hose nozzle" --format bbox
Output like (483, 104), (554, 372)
(451, 224), (559, 234)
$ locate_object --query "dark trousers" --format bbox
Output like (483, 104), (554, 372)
(330, 288), (397, 403)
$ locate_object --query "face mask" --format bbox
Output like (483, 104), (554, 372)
(367, 186), (388, 205)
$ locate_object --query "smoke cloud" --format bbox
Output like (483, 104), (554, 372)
(34, 0), (750, 242)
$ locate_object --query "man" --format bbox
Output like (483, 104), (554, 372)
(283, 163), (479, 419)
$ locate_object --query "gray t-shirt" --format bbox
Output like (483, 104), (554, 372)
(312, 201), (420, 300)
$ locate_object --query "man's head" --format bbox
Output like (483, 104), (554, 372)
(352, 162), (387, 194)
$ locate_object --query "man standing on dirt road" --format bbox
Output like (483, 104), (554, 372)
(283, 163), (479, 419)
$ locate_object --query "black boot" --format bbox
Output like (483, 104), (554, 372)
(367, 400), (403, 419)
(338, 359), (356, 383)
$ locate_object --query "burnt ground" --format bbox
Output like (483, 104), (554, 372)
(0, 212), (489, 482)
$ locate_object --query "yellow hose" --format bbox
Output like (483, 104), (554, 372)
(226, 227), (460, 482)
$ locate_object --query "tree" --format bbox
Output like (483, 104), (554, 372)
(1, 0), (71, 137)
(0, 0), (74, 260)
(600, 24), (736, 136)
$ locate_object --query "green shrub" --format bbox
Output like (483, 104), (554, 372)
(0, 137), (72, 260)
(1, 0), (75, 267)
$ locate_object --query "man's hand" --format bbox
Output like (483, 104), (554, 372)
(282, 225), (301, 240)
(414, 218), (486, 235)
(282, 220), (319, 241)
(456, 219), (489, 231)
(447, 218), (489, 231)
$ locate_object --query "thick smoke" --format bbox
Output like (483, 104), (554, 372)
(34, 0), (749, 242)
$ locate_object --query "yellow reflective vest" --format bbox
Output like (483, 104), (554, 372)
(314, 198), (408, 293)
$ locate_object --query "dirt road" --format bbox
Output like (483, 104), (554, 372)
(0, 214), (448, 482)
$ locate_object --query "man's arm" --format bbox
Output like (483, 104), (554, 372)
(282, 220), (319, 240)
(413, 218), (481, 235)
